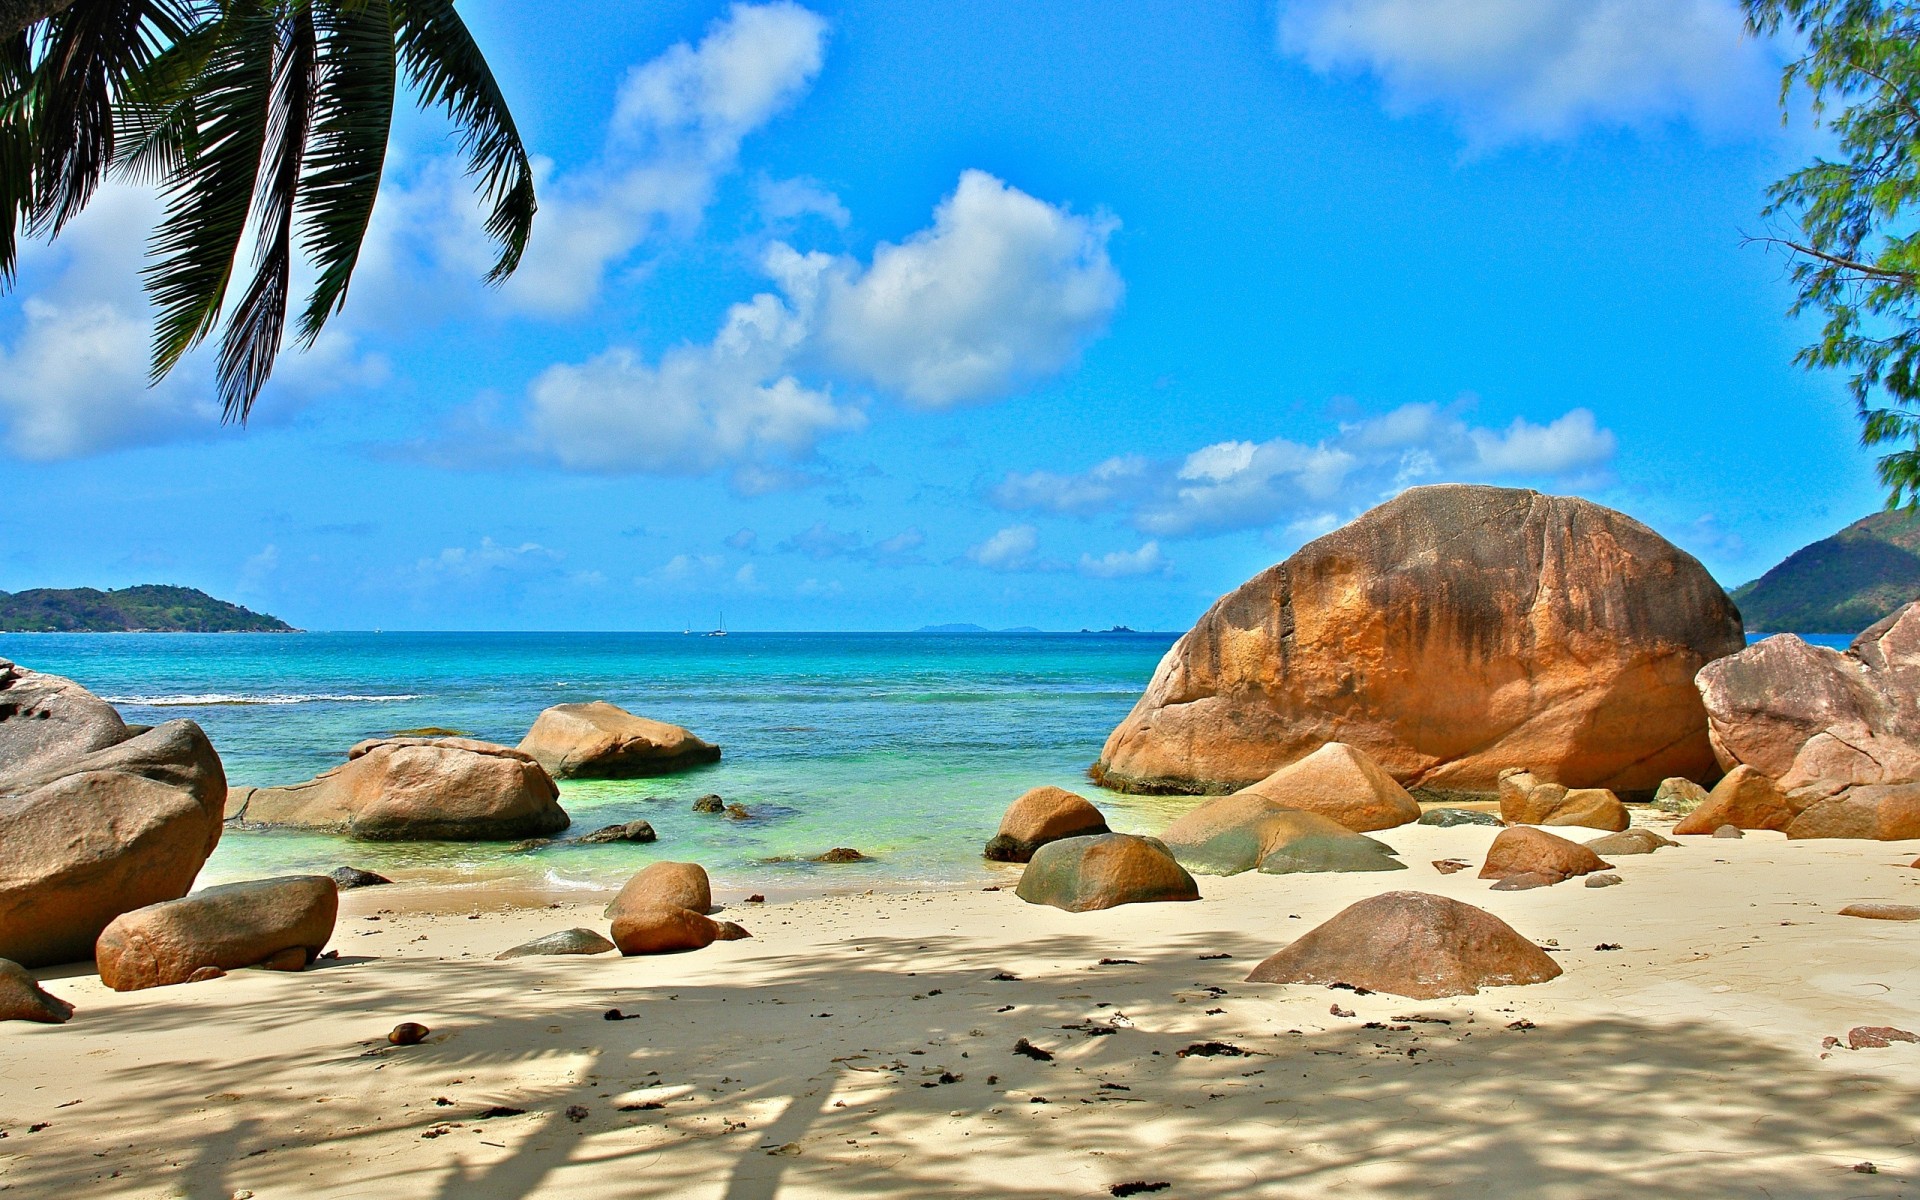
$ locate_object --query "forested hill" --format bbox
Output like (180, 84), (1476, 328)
(0, 586), (296, 632)
(1732, 510), (1920, 635)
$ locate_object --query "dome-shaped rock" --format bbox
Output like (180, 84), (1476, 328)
(607, 862), (724, 956)
(1672, 765), (1800, 836)
(1244, 891), (1562, 999)
(1584, 828), (1678, 856)
(985, 786), (1109, 862)
(1014, 834), (1199, 913)
(1497, 771), (1630, 831)
(518, 702), (720, 779)
(1160, 796), (1403, 876)
(95, 875), (337, 992)
(495, 928), (617, 959)
(1478, 827), (1611, 886)
(1, 718), (226, 968)
(1096, 486), (1742, 798)
(0, 659), (128, 781)
(226, 737), (568, 842)
(1234, 743), (1420, 832)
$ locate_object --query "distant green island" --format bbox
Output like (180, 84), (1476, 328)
(0, 586), (295, 633)
(1733, 510), (1920, 634)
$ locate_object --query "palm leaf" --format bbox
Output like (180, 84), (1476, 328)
(0, 29), (34, 282)
(392, 0), (532, 283)
(294, 0), (391, 344)
(143, 1), (273, 382)
(216, 2), (317, 420)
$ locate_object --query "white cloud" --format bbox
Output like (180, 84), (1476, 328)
(790, 170), (1122, 407)
(994, 402), (1618, 537)
(755, 175), (851, 230)
(412, 538), (561, 582)
(778, 521), (926, 566)
(1279, 0), (1773, 144)
(1079, 541), (1169, 579)
(967, 524), (1040, 572)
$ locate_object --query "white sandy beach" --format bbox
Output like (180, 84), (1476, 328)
(6, 816), (1920, 1199)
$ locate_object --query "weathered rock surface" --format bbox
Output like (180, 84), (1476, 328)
(0, 957), (73, 1023)
(1584, 828), (1679, 856)
(1785, 784), (1920, 841)
(329, 866), (392, 889)
(1244, 891), (1563, 999)
(1159, 796), (1403, 876)
(0, 718), (227, 967)
(1673, 765), (1802, 835)
(495, 928), (617, 959)
(984, 786), (1109, 862)
(1015, 834), (1200, 912)
(1096, 485), (1742, 798)
(1233, 742), (1421, 832)
(0, 658), (128, 780)
(575, 820), (658, 845)
(1497, 770), (1631, 831)
(1839, 903), (1920, 921)
(607, 862), (721, 955)
(1584, 873), (1624, 888)
(1699, 604), (1920, 821)
(1418, 807), (1505, 828)
(692, 795), (725, 813)
(1654, 777), (1709, 815)
(226, 737), (568, 841)
(811, 848), (869, 863)
(95, 876), (337, 991)
(1479, 827), (1611, 886)
(518, 702), (720, 779)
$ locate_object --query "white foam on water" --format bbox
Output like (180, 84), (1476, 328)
(103, 693), (425, 707)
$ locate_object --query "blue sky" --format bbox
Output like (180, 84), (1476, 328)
(0, 0), (1876, 631)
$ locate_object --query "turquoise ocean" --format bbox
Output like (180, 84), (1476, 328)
(0, 632), (1205, 895)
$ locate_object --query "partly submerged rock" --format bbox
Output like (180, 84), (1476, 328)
(495, 928), (617, 959)
(329, 866), (392, 889)
(0, 718), (227, 968)
(1478, 827), (1611, 886)
(985, 786), (1109, 862)
(1584, 828), (1679, 856)
(0, 958), (73, 1023)
(692, 795), (725, 814)
(1233, 743), (1421, 832)
(1095, 485), (1742, 798)
(95, 875), (337, 992)
(1244, 891), (1563, 999)
(1497, 770), (1630, 831)
(1160, 796), (1402, 876)
(227, 737), (567, 842)
(811, 848), (870, 863)
(1014, 834), (1200, 912)
(518, 702), (720, 779)
(1673, 765), (1800, 835)
(1418, 807), (1505, 828)
(575, 820), (658, 845)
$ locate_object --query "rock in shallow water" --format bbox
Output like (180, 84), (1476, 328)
(1244, 891), (1562, 999)
(518, 701), (720, 779)
(95, 875), (338, 992)
(495, 928), (617, 959)
(692, 795), (725, 814)
(0, 958), (73, 1023)
(984, 786), (1108, 863)
(811, 848), (870, 863)
(330, 866), (393, 889)
(574, 820), (657, 845)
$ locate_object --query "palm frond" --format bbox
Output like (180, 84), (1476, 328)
(143, 2), (273, 382)
(392, 0), (531, 282)
(294, 0), (391, 344)
(109, 14), (221, 185)
(215, 2), (317, 421)
(0, 29), (35, 282)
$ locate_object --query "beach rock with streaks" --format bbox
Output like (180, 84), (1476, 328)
(518, 702), (721, 779)
(1672, 765), (1802, 835)
(94, 875), (337, 991)
(0, 957), (73, 1023)
(1159, 795), (1404, 876)
(1014, 833), (1200, 912)
(225, 737), (568, 841)
(0, 713), (227, 968)
(1478, 826), (1611, 886)
(1233, 742), (1421, 832)
(984, 786), (1109, 862)
(1244, 891), (1562, 999)
(1096, 485), (1743, 799)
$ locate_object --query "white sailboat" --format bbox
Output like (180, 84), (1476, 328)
(706, 609), (728, 637)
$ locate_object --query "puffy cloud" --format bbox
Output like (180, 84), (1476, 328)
(790, 170), (1123, 407)
(967, 524), (1041, 572)
(754, 175), (851, 230)
(1078, 541), (1169, 579)
(993, 402), (1618, 537)
(1278, 0), (1773, 144)
(412, 538), (561, 580)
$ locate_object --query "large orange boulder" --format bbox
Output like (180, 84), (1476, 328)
(1096, 486), (1741, 799)
(1785, 784), (1920, 841)
(227, 737), (568, 841)
(984, 786), (1109, 862)
(1244, 891), (1562, 998)
(518, 702), (720, 779)
(607, 862), (725, 955)
(1234, 742), (1420, 832)
(95, 876), (337, 991)
(0, 717), (227, 968)
(1497, 770), (1630, 831)
(1672, 765), (1800, 835)
(1014, 834), (1200, 912)
(1159, 796), (1404, 876)
(1479, 827), (1611, 885)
